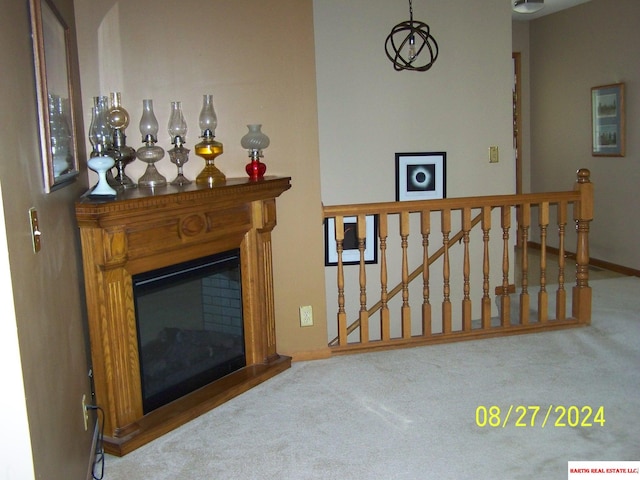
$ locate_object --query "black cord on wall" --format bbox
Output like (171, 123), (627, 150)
(86, 405), (105, 480)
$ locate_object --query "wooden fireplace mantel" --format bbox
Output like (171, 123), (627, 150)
(75, 176), (291, 456)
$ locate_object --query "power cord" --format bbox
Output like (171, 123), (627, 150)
(85, 405), (105, 480)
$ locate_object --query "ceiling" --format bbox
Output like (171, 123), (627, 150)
(512, 0), (593, 21)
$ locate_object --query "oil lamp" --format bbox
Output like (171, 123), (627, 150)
(87, 95), (116, 197)
(194, 94), (225, 186)
(136, 99), (167, 188)
(240, 124), (269, 181)
(106, 92), (137, 189)
(167, 101), (191, 186)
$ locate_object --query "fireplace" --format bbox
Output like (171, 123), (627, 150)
(133, 249), (245, 413)
(75, 177), (291, 456)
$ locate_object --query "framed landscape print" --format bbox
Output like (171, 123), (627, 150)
(395, 152), (446, 201)
(591, 83), (625, 157)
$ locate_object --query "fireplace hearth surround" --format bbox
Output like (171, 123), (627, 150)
(75, 176), (291, 456)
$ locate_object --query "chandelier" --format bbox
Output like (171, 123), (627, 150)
(384, 0), (438, 72)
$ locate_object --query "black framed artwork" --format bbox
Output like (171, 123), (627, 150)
(324, 215), (378, 266)
(395, 152), (446, 201)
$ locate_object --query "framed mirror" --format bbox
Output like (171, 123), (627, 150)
(29, 0), (79, 192)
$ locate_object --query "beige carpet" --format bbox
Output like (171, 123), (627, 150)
(101, 275), (640, 480)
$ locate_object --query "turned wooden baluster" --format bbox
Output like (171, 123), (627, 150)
(462, 208), (472, 331)
(379, 214), (390, 341)
(572, 169), (593, 324)
(556, 201), (567, 321)
(500, 206), (511, 327)
(481, 206), (492, 329)
(400, 211), (411, 338)
(519, 203), (530, 325)
(442, 209), (452, 334)
(421, 210), (432, 337)
(538, 202), (549, 322)
(335, 216), (347, 346)
(357, 214), (369, 344)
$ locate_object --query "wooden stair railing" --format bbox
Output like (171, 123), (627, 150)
(323, 169), (593, 354)
(328, 209), (486, 347)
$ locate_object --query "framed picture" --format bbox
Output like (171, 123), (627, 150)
(591, 83), (625, 157)
(29, 0), (80, 192)
(395, 152), (446, 201)
(324, 215), (378, 266)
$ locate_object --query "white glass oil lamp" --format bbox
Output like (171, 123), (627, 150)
(167, 101), (191, 186)
(136, 99), (167, 188)
(106, 92), (137, 189)
(194, 94), (225, 186)
(87, 96), (117, 197)
(241, 124), (270, 181)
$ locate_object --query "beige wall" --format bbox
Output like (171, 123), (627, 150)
(315, 0), (516, 339)
(512, 20), (532, 193)
(529, 0), (640, 269)
(74, 0), (329, 359)
(315, 0), (515, 205)
(11, 0), (628, 475)
(0, 0), (93, 478)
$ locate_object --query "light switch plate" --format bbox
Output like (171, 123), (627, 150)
(489, 146), (499, 163)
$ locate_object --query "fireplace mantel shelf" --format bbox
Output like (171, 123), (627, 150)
(76, 176), (291, 456)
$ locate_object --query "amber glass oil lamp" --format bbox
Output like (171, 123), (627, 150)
(194, 94), (225, 187)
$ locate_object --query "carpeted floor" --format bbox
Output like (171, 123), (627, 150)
(100, 275), (640, 480)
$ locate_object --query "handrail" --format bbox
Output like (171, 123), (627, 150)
(327, 209), (485, 347)
(322, 169), (593, 354)
(323, 191), (581, 217)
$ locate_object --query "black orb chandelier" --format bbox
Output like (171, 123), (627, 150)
(385, 0), (438, 72)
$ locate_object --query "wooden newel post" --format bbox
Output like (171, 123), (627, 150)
(572, 168), (593, 324)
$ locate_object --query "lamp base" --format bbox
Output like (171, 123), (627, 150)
(138, 163), (167, 188)
(194, 138), (224, 187)
(88, 154), (117, 197)
(196, 162), (226, 187)
(245, 159), (267, 181)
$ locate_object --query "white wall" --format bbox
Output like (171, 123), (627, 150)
(0, 184), (35, 480)
(314, 0), (515, 205)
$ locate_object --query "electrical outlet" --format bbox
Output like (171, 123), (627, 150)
(82, 394), (89, 431)
(299, 305), (313, 327)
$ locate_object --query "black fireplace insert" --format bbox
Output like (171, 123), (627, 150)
(133, 249), (245, 413)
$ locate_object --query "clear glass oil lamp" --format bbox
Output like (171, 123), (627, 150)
(241, 124), (269, 181)
(167, 101), (191, 186)
(106, 91), (137, 189)
(136, 99), (167, 188)
(194, 94), (225, 187)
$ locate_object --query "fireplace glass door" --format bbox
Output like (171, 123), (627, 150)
(133, 249), (245, 413)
